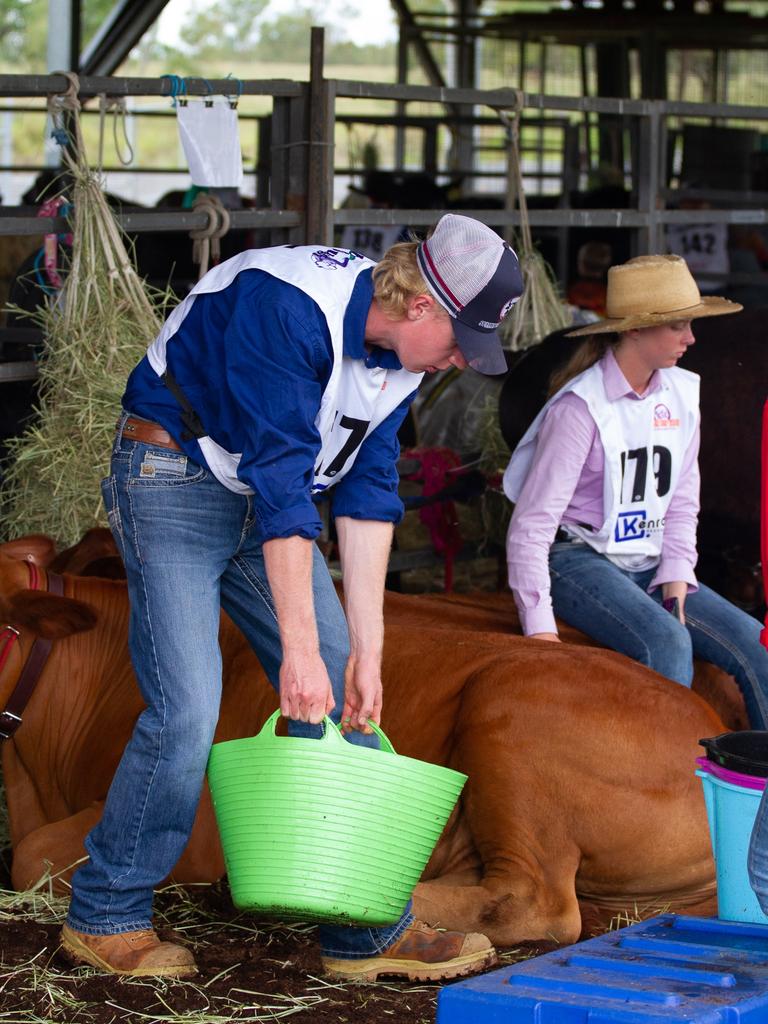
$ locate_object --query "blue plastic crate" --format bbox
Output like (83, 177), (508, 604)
(437, 914), (768, 1023)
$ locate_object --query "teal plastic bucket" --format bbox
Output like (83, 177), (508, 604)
(207, 711), (467, 925)
(696, 762), (768, 924)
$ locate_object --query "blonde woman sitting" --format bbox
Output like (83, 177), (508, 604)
(504, 254), (768, 727)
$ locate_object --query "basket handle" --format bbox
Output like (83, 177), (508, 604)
(363, 719), (396, 754)
(257, 709), (397, 753)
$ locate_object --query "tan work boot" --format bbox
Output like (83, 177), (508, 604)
(60, 923), (197, 977)
(322, 919), (497, 982)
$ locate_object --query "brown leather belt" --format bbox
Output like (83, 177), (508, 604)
(120, 417), (182, 452)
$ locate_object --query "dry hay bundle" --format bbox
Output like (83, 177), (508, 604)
(0, 76), (167, 546)
(496, 103), (569, 352)
(502, 245), (569, 352)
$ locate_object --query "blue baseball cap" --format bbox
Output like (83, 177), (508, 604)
(417, 214), (523, 374)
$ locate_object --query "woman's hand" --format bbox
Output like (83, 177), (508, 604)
(529, 632), (561, 643)
(661, 580), (688, 624)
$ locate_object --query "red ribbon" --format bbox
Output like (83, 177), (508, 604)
(402, 446), (464, 592)
(37, 196), (72, 289)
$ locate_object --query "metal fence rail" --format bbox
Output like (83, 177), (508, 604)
(329, 77), (768, 264)
(0, 74), (303, 99)
(0, 208), (302, 237)
(0, 65), (764, 276)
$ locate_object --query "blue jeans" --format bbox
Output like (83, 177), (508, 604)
(549, 540), (768, 729)
(67, 418), (413, 956)
(749, 785), (768, 915)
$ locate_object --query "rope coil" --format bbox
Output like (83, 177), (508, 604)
(97, 95), (134, 169)
(47, 70), (81, 148)
(190, 194), (231, 279)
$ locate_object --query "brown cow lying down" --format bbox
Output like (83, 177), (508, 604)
(0, 543), (726, 946)
(11, 529), (748, 730)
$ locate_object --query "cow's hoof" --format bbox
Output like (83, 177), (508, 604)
(321, 919), (498, 982)
(59, 923), (197, 977)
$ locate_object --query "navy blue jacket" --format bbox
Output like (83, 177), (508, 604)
(123, 268), (416, 543)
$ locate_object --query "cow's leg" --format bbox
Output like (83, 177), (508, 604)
(414, 809), (584, 946)
(414, 844), (584, 948)
(12, 804), (103, 892)
(693, 661), (748, 731)
(414, 779), (585, 946)
(169, 784), (226, 884)
(412, 663), (599, 948)
(2, 746), (49, 851)
(13, 792), (227, 893)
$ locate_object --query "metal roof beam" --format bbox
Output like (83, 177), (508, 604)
(390, 0), (448, 89)
(79, 0), (171, 76)
(477, 9), (768, 47)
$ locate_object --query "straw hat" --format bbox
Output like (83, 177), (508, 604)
(566, 254), (742, 337)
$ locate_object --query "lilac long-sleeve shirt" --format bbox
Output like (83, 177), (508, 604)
(506, 349), (701, 636)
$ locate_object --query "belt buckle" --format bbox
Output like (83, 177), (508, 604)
(0, 709), (22, 741)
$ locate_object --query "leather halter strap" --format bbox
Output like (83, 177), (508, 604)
(0, 564), (64, 741)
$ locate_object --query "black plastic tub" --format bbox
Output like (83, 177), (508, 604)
(700, 731), (768, 778)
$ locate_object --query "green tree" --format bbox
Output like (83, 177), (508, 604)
(249, 1), (394, 65)
(326, 38), (395, 66)
(178, 0), (270, 60)
(0, 0), (125, 70)
(0, 0), (47, 67)
(82, 0), (132, 48)
(251, 5), (317, 62)
(0, 0), (396, 75)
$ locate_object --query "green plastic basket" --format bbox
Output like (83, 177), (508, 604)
(206, 710), (467, 925)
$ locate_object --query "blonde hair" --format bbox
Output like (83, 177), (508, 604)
(372, 241), (448, 320)
(547, 334), (615, 396)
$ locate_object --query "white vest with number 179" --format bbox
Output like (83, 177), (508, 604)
(503, 361), (700, 569)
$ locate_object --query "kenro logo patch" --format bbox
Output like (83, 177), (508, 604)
(615, 510), (647, 542)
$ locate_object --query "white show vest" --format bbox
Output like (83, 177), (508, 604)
(147, 246), (423, 495)
(503, 361), (700, 569)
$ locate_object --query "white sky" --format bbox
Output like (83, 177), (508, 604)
(156, 0), (399, 47)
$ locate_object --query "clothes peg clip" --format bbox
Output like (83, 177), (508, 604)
(226, 75), (244, 110)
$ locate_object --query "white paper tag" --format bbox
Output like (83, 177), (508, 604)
(176, 98), (243, 188)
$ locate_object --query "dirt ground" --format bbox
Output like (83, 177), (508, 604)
(0, 851), (549, 1024)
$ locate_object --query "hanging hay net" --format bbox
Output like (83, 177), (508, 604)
(495, 100), (569, 352)
(0, 74), (168, 546)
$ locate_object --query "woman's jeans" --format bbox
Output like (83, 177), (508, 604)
(749, 785), (768, 916)
(549, 540), (768, 729)
(67, 422), (413, 957)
